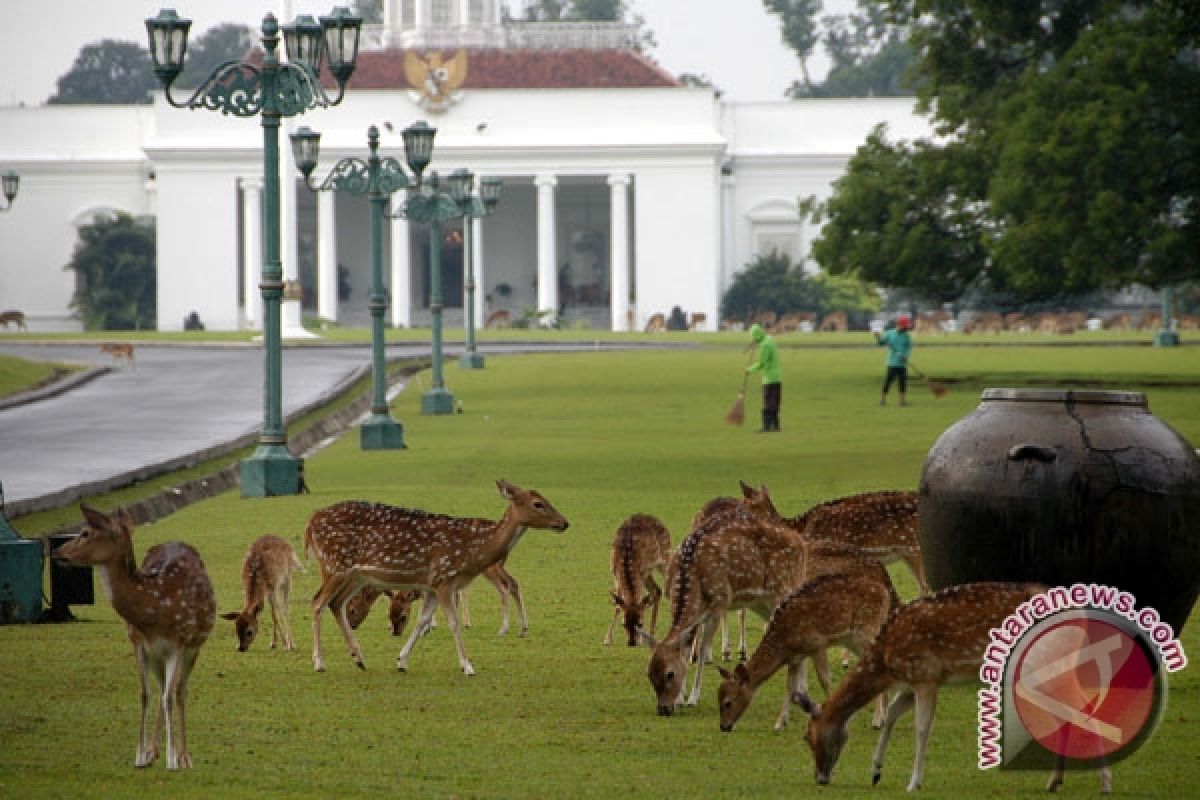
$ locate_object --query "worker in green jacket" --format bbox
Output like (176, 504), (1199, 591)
(746, 323), (782, 432)
(875, 314), (913, 406)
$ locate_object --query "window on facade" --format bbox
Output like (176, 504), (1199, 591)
(401, 0), (415, 28)
(754, 230), (800, 263)
(431, 0), (453, 26)
(469, 0), (484, 25)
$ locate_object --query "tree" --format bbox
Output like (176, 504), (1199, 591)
(354, 0), (384, 25)
(766, 0), (916, 98)
(806, 1), (1200, 300)
(66, 213), (157, 331)
(719, 251), (878, 322)
(47, 40), (156, 104)
(176, 24), (257, 89)
(520, 0), (626, 21)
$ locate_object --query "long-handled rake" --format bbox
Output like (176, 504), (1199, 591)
(908, 360), (948, 398)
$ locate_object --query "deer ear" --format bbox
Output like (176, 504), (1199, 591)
(715, 664), (732, 680)
(220, 611), (240, 621)
(734, 663), (751, 683)
(496, 479), (516, 499)
(637, 629), (657, 648)
(79, 503), (106, 528)
(739, 480), (755, 498)
(116, 506), (136, 531)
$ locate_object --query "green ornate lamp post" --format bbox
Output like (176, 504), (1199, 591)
(388, 149), (467, 415)
(290, 122), (436, 448)
(145, 7), (361, 496)
(456, 172), (502, 370)
(1155, 286), (1180, 347)
(0, 171), (17, 212)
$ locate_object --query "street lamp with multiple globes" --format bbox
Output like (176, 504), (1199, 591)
(290, 122), (436, 448)
(145, 7), (362, 496)
(384, 158), (471, 415)
(0, 171), (18, 211)
(456, 171), (502, 370)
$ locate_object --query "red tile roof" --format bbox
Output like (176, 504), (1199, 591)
(344, 48), (680, 90)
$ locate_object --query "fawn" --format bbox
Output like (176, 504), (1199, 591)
(716, 569), (898, 732)
(305, 480), (568, 675)
(605, 513), (672, 647)
(0, 309), (27, 331)
(100, 342), (135, 369)
(54, 504), (216, 769)
(221, 535), (305, 651)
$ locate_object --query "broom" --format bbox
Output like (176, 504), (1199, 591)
(908, 360), (948, 398)
(725, 372), (749, 425)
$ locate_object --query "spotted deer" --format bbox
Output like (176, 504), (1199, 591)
(305, 480), (568, 675)
(798, 582), (1114, 793)
(716, 569), (899, 733)
(604, 513), (672, 646)
(101, 341), (135, 369)
(0, 309), (27, 330)
(220, 535), (304, 652)
(689, 495), (752, 661)
(739, 482), (928, 595)
(643, 511), (808, 714)
(54, 504), (216, 770)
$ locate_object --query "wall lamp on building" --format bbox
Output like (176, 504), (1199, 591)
(0, 172), (18, 212)
(145, 7), (362, 496)
(453, 170), (502, 370)
(290, 121), (435, 447)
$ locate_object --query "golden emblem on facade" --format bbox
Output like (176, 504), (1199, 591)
(404, 50), (468, 113)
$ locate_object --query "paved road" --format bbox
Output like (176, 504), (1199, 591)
(0, 342), (402, 510)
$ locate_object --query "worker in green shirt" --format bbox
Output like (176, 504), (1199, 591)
(875, 314), (913, 406)
(746, 323), (782, 432)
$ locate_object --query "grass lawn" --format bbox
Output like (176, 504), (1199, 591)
(1, 344), (1198, 799)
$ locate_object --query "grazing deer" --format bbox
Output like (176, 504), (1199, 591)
(54, 505), (215, 770)
(797, 582), (1114, 793)
(305, 480), (568, 674)
(716, 569), (899, 733)
(101, 342), (135, 369)
(604, 513), (672, 647)
(643, 511), (809, 714)
(349, 561), (528, 638)
(0, 309), (27, 331)
(220, 535), (304, 652)
(739, 483), (928, 595)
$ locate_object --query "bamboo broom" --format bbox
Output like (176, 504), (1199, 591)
(725, 372), (749, 425)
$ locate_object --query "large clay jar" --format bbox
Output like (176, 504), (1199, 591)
(918, 388), (1200, 632)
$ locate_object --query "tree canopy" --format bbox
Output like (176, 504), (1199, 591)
(802, 0), (1200, 302)
(66, 213), (157, 331)
(47, 40), (156, 104)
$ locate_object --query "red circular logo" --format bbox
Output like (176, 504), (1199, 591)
(1012, 615), (1157, 760)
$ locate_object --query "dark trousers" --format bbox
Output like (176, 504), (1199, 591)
(761, 382), (781, 430)
(882, 366), (907, 395)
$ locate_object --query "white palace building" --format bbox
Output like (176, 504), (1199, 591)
(0, 1), (931, 333)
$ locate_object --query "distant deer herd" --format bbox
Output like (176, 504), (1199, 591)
(53, 479), (1112, 792)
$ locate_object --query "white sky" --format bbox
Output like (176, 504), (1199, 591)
(0, 1), (848, 107)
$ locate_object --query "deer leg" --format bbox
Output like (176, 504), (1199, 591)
(737, 609), (748, 662)
(812, 648), (832, 696)
(173, 647), (199, 769)
(507, 573), (528, 637)
(134, 643), (157, 768)
(458, 588), (471, 628)
(161, 649), (183, 770)
(438, 584), (475, 676)
(310, 575), (342, 672)
(907, 684), (939, 792)
(604, 605), (620, 646)
(872, 687), (915, 787)
(328, 580), (369, 669)
(719, 613), (731, 661)
(904, 551), (930, 595)
(398, 591), (439, 671)
(645, 576), (662, 639)
(279, 577), (295, 651)
(491, 576), (511, 637)
(267, 586), (283, 649)
(777, 660), (805, 731)
(687, 618), (719, 707)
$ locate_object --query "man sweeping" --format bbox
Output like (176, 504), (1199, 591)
(875, 314), (913, 406)
(746, 323), (782, 432)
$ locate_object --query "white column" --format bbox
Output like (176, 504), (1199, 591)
(317, 190), (338, 322)
(535, 172), (558, 318)
(390, 214), (412, 328)
(242, 177), (263, 330)
(280, 140), (314, 338)
(608, 173), (630, 331)
(472, 215), (485, 330)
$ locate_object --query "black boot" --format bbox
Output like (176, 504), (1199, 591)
(756, 411), (771, 433)
(769, 412), (781, 431)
